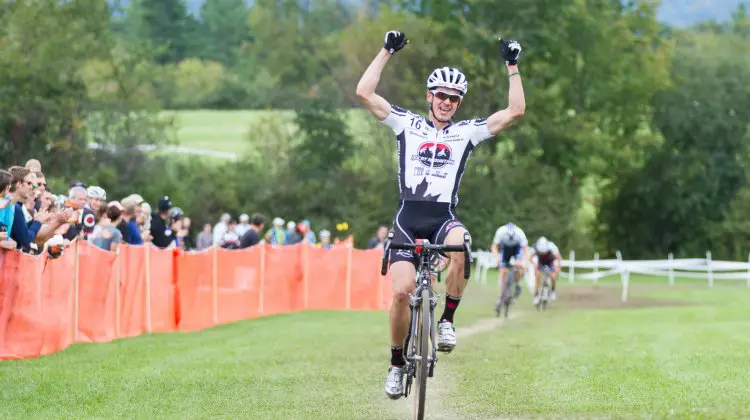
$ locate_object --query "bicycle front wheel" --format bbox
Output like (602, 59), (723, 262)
(412, 287), (431, 420)
(503, 269), (516, 318)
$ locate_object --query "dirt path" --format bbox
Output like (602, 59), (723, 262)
(385, 313), (519, 420)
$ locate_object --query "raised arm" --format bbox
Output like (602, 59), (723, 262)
(487, 39), (526, 135)
(356, 31), (408, 121)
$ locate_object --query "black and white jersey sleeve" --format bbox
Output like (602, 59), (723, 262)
(381, 105), (413, 134)
(468, 118), (493, 145)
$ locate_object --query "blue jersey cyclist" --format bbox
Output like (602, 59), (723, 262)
(491, 223), (530, 299)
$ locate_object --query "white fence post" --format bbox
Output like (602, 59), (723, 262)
(668, 252), (674, 286)
(706, 250), (713, 288)
(616, 250), (625, 287)
(747, 252), (750, 287)
(568, 250), (575, 284)
(593, 252), (600, 286)
(621, 270), (629, 303)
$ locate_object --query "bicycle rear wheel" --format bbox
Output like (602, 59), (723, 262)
(412, 288), (430, 420)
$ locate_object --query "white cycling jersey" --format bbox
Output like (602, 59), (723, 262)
(381, 105), (493, 206)
(492, 225), (528, 248)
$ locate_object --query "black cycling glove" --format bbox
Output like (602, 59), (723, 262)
(499, 38), (522, 65)
(384, 30), (408, 54)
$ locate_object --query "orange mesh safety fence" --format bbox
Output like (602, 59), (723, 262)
(262, 244), (304, 315)
(148, 246), (177, 333)
(0, 242), (394, 360)
(176, 249), (214, 332)
(304, 245), (349, 310)
(118, 244), (146, 338)
(76, 240), (118, 343)
(216, 246), (262, 325)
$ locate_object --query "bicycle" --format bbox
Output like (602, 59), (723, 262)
(536, 266), (553, 311)
(494, 257), (523, 318)
(381, 231), (472, 420)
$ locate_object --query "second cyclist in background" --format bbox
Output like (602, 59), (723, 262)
(532, 236), (562, 304)
(491, 223), (530, 300)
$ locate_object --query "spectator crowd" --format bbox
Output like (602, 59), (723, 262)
(0, 159), (391, 258)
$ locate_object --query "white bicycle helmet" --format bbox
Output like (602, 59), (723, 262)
(426, 67), (468, 96)
(86, 186), (106, 200)
(502, 223), (518, 243)
(536, 237), (551, 253)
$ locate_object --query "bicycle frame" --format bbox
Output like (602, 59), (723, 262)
(536, 265), (554, 311)
(496, 256), (524, 318)
(381, 231), (472, 415)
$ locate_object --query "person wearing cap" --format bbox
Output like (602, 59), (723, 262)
(302, 219), (316, 244)
(86, 186), (106, 212)
(150, 196), (178, 249)
(284, 220), (301, 245)
(235, 213), (251, 237)
(319, 229), (333, 249)
(264, 217), (286, 245)
(169, 207), (189, 249)
(77, 186), (105, 240)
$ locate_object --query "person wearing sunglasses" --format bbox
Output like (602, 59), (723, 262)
(356, 30), (526, 399)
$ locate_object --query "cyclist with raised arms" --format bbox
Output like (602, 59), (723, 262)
(532, 236), (562, 303)
(491, 222), (530, 303)
(356, 30), (526, 399)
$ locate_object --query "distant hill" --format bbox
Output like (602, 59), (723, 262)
(116, 0), (748, 27)
(656, 0), (747, 27)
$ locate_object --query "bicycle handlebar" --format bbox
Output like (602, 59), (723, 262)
(380, 231), (473, 279)
(389, 243), (465, 252)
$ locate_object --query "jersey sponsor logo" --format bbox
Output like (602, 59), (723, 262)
(412, 142), (454, 168)
(408, 129), (428, 139)
(444, 220), (462, 232)
(396, 249), (413, 259)
(414, 167), (448, 179)
(82, 212), (96, 231)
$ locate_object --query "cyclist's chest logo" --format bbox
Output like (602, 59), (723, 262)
(413, 142), (454, 168)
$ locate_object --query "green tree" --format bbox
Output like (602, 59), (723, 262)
(0, 0), (111, 169)
(598, 30), (750, 258)
(124, 0), (194, 64)
(282, 97), (355, 222)
(198, 0), (251, 66)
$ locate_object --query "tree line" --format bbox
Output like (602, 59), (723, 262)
(1, 0), (749, 257)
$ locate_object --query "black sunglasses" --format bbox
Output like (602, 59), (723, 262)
(433, 91), (462, 104)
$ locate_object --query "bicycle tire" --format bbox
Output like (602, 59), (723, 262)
(542, 272), (551, 311)
(503, 269), (515, 319)
(412, 288), (430, 420)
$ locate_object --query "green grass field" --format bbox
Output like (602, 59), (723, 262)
(164, 109), (374, 155)
(3, 274), (748, 419)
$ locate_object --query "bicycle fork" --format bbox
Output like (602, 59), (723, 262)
(403, 286), (440, 398)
